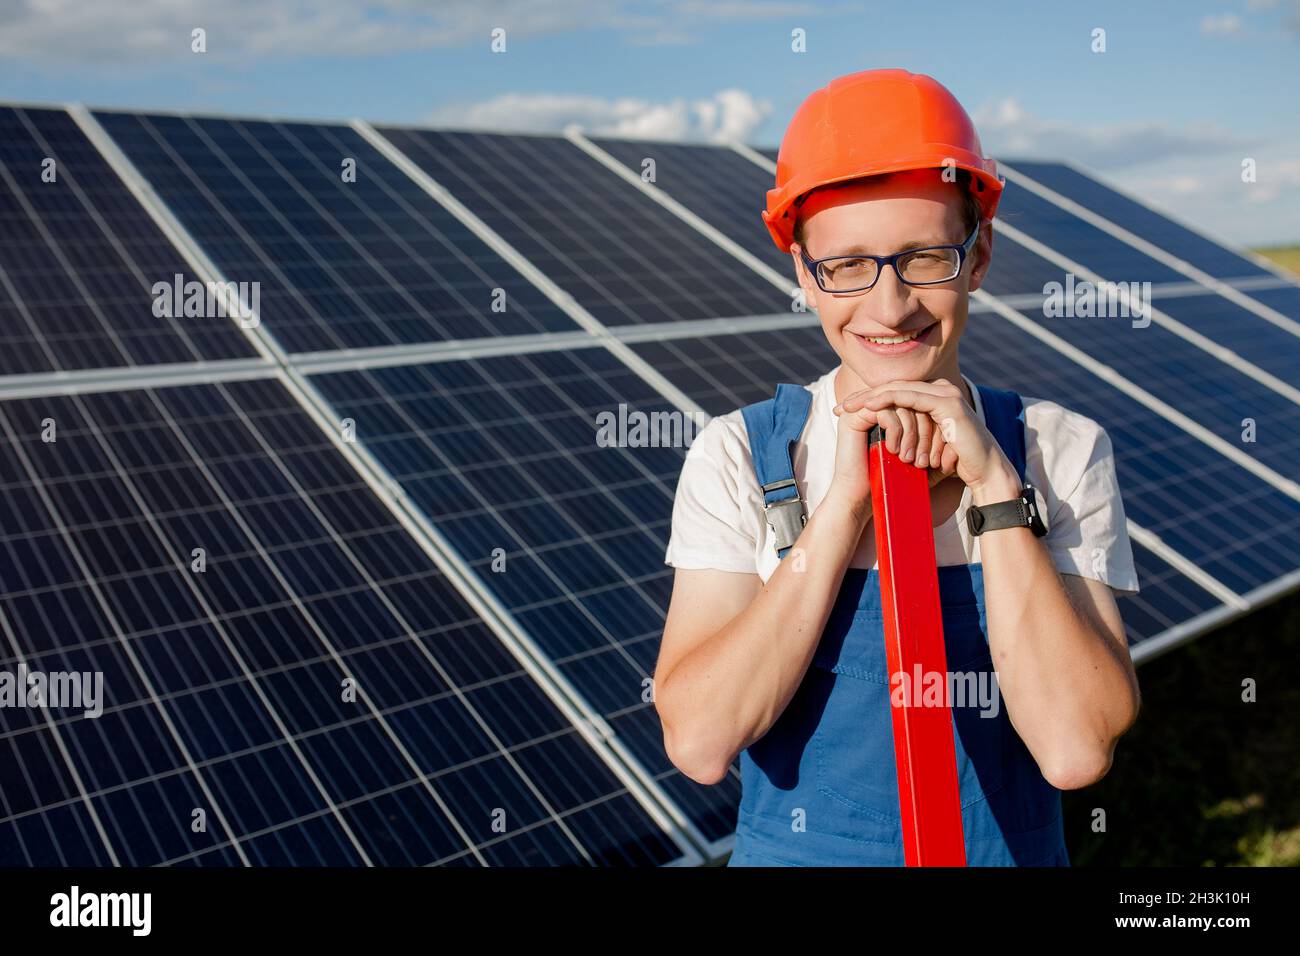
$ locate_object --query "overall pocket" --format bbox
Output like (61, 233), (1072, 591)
(808, 605), (1003, 820)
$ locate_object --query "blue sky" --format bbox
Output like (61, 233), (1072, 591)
(2, 0), (1297, 244)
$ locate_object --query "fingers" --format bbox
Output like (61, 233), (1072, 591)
(835, 404), (879, 433)
(939, 443), (959, 474)
(836, 403), (942, 469)
(834, 379), (969, 479)
(877, 407), (906, 456)
(836, 405), (909, 459)
(912, 411), (933, 469)
(929, 424), (946, 473)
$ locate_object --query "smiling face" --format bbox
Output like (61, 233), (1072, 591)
(791, 168), (993, 405)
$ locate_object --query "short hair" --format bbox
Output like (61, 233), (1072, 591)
(791, 167), (982, 249)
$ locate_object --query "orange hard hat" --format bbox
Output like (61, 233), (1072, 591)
(762, 68), (1004, 253)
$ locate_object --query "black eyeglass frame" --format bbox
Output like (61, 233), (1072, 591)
(797, 222), (981, 294)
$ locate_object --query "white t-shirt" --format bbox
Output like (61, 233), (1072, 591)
(663, 366), (1140, 594)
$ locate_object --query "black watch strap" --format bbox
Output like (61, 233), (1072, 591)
(966, 484), (1047, 537)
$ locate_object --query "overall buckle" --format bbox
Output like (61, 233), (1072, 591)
(761, 478), (807, 553)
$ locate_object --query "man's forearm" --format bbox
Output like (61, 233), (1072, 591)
(971, 466), (1140, 789)
(661, 491), (870, 775)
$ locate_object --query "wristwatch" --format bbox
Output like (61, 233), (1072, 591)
(966, 483), (1047, 537)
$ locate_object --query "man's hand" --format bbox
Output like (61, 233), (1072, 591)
(834, 377), (1020, 500)
(831, 378), (970, 528)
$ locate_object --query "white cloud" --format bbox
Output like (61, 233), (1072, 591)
(426, 88), (772, 143)
(1200, 13), (1243, 35)
(974, 96), (1300, 244)
(973, 96), (1250, 170)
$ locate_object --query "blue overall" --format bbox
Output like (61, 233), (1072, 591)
(727, 381), (1070, 866)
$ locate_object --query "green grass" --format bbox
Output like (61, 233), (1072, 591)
(1064, 592), (1300, 866)
(1252, 245), (1300, 277)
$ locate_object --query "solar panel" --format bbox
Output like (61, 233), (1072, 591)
(0, 107), (258, 375)
(93, 112), (581, 353)
(1001, 160), (1279, 282)
(958, 313), (1300, 599)
(589, 137), (791, 275)
(1147, 291), (1300, 389)
(995, 181), (1187, 286)
(1232, 285), (1300, 323)
(373, 127), (792, 325)
(0, 376), (691, 866)
(585, 136), (1204, 335)
(627, 325), (836, 414)
(601, 144), (1300, 627)
(964, 193), (1300, 483)
(308, 347), (740, 851)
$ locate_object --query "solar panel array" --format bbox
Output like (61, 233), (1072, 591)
(2, 102), (1298, 867)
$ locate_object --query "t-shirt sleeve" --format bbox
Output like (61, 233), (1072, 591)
(663, 416), (763, 574)
(1039, 413), (1140, 596)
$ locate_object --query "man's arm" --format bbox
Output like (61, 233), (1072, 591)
(971, 464), (1141, 790)
(654, 489), (869, 786)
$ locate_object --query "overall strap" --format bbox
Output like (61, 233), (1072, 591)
(740, 383), (814, 559)
(974, 384), (1028, 485)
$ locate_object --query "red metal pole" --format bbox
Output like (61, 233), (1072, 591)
(867, 426), (967, 866)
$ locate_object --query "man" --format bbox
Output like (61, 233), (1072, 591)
(653, 69), (1142, 866)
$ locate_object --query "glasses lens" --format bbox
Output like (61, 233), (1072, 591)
(819, 256), (879, 291)
(897, 248), (961, 284)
